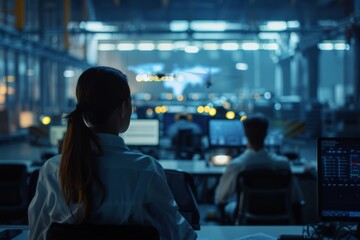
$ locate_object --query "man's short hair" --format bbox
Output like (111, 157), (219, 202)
(242, 114), (268, 148)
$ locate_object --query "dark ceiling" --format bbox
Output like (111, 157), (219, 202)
(71, 0), (352, 27)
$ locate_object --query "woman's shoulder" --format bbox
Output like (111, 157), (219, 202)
(130, 152), (162, 171)
(40, 155), (61, 176)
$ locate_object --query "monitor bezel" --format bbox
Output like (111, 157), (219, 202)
(317, 137), (360, 222)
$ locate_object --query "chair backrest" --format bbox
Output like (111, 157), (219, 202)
(0, 164), (29, 224)
(174, 129), (202, 159)
(164, 169), (200, 230)
(47, 223), (160, 240)
(28, 169), (40, 203)
(235, 167), (293, 225)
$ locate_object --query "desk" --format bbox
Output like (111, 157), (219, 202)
(0, 225), (28, 240)
(197, 225), (303, 240)
(158, 159), (315, 205)
(158, 160), (312, 175)
(2, 225), (302, 240)
(4, 225), (357, 240)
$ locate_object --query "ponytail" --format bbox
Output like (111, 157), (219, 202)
(59, 105), (104, 223)
(59, 66), (130, 223)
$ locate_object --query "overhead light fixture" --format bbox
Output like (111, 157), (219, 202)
(63, 69), (74, 78)
(258, 32), (280, 40)
(287, 21), (300, 29)
(235, 63), (248, 71)
(221, 42), (239, 51)
(202, 42), (219, 50)
(262, 43), (279, 50)
(260, 21), (287, 31)
(82, 21), (117, 32)
(157, 43), (174, 51)
(184, 45), (199, 53)
(190, 21), (227, 31)
(169, 20), (189, 32)
(318, 41), (350, 51)
(242, 42), (260, 50)
(137, 43), (155, 51)
(334, 43), (349, 50)
(98, 43), (116, 51)
(318, 42), (334, 50)
(117, 43), (135, 51)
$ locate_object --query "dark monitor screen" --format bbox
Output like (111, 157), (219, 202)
(208, 119), (245, 147)
(121, 119), (159, 146)
(163, 112), (209, 136)
(317, 137), (360, 222)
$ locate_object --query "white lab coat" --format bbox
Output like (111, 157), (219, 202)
(28, 133), (197, 240)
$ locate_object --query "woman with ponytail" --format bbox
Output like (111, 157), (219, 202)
(28, 66), (197, 240)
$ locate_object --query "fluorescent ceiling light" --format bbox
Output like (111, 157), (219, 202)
(242, 42), (260, 50)
(83, 21), (117, 32)
(202, 42), (219, 50)
(318, 42), (349, 51)
(170, 21), (189, 32)
(287, 21), (300, 28)
(137, 43), (155, 51)
(63, 70), (75, 78)
(260, 21), (287, 31)
(184, 45), (199, 53)
(117, 43), (135, 51)
(98, 43), (116, 51)
(258, 32), (280, 40)
(157, 43), (174, 51)
(262, 43), (279, 50)
(334, 43), (349, 50)
(235, 63), (248, 71)
(190, 21), (227, 31)
(221, 42), (239, 50)
(318, 43), (333, 50)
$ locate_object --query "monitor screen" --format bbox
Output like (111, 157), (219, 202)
(163, 112), (209, 136)
(121, 119), (159, 146)
(208, 119), (245, 147)
(317, 137), (360, 222)
(49, 125), (67, 146)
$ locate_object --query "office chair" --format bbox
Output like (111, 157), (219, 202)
(233, 167), (294, 225)
(28, 169), (40, 203)
(47, 223), (159, 240)
(164, 169), (201, 230)
(0, 164), (29, 224)
(174, 129), (202, 160)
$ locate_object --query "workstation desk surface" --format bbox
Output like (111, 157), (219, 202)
(158, 159), (314, 175)
(0, 225), (304, 240)
(4, 225), (358, 240)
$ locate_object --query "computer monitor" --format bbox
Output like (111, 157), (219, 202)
(317, 137), (360, 223)
(121, 119), (159, 146)
(208, 119), (246, 147)
(49, 125), (67, 147)
(163, 112), (209, 136)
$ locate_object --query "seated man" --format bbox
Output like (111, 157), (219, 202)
(214, 114), (301, 223)
(167, 113), (203, 159)
(167, 113), (202, 142)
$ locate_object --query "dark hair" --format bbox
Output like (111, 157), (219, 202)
(59, 66), (130, 223)
(242, 114), (268, 150)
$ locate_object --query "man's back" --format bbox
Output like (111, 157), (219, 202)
(215, 148), (289, 204)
